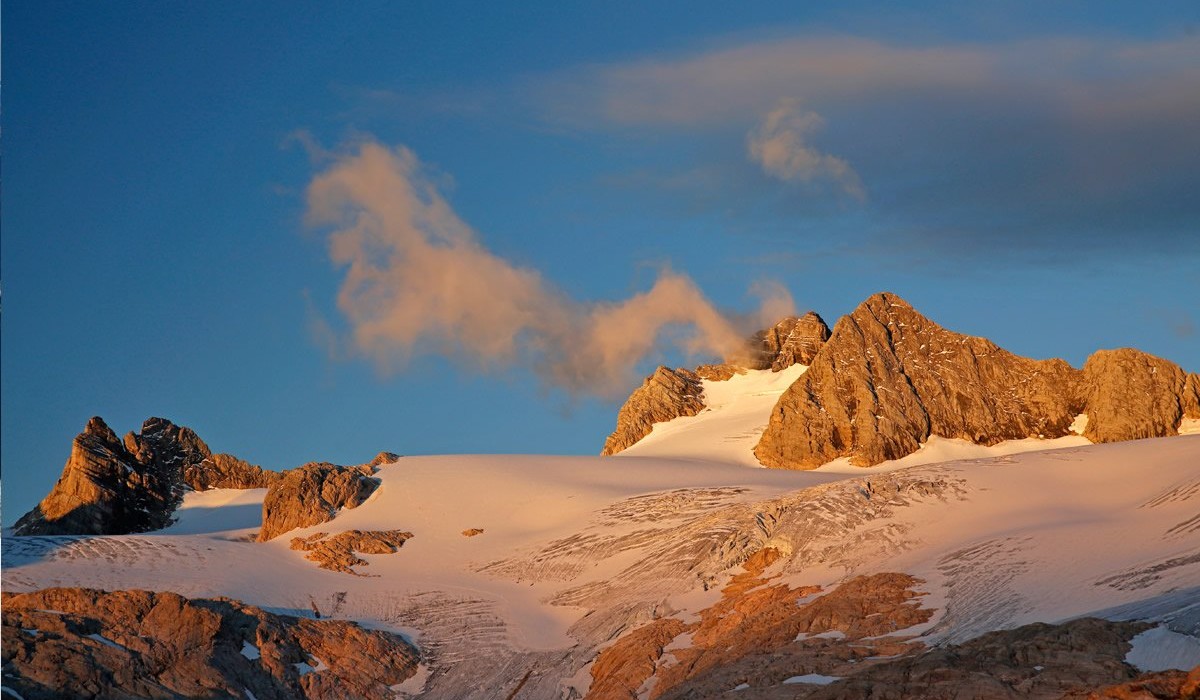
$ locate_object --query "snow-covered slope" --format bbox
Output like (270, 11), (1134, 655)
(5, 437), (1200, 698)
(617, 365), (807, 465)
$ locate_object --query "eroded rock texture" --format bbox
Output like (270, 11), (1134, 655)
(13, 417), (276, 536)
(601, 367), (705, 456)
(1, 587), (419, 700)
(290, 530), (413, 574)
(741, 312), (831, 371)
(756, 293), (1198, 469)
(259, 464), (381, 541)
(1080, 348), (1194, 443)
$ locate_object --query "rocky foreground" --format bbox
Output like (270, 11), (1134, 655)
(1, 587), (419, 700)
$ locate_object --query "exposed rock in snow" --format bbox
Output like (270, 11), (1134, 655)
(259, 464), (381, 541)
(290, 530), (413, 574)
(601, 367), (706, 456)
(756, 293), (1199, 469)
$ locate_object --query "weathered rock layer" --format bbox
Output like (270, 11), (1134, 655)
(1, 587), (419, 700)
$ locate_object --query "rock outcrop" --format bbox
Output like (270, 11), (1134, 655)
(13, 416), (275, 536)
(601, 367), (705, 456)
(1080, 348), (1195, 444)
(1065, 665), (1200, 699)
(258, 464), (381, 542)
(741, 311), (831, 370)
(289, 530), (413, 574)
(1, 587), (419, 700)
(756, 293), (1199, 469)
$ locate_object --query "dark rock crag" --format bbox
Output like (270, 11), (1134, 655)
(755, 293), (1200, 469)
(13, 417), (277, 536)
(2, 587), (419, 700)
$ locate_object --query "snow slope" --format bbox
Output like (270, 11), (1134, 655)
(5, 437), (1200, 698)
(617, 365), (807, 465)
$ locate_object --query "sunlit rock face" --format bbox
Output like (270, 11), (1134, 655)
(755, 292), (1200, 469)
(601, 367), (707, 456)
(13, 416), (276, 536)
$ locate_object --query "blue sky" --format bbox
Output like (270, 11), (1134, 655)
(4, 1), (1198, 520)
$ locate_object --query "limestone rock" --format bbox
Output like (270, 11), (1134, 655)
(1185, 374), (1200, 419)
(587, 551), (932, 700)
(258, 464), (381, 541)
(185, 453), (280, 491)
(1081, 349), (1192, 443)
(1, 587), (419, 700)
(601, 367), (705, 456)
(741, 311), (831, 371)
(290, 530), (413, 574)
(756, 294), (1083, 468)
(13, 416), (280, 536)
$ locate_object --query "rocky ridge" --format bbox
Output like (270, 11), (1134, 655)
(13, 416), (276, 536)
(756, 293), (1200, 468)
(13, 417), (400, 542)
(1, 587), (419, 700)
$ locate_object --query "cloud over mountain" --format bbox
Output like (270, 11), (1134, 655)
(306, 141), (793, 395)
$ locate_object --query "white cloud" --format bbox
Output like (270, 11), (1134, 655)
(747, 99), (864, 199)
(306, 140), (794, 396)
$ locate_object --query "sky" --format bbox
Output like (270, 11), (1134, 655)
(3, 1), (1199, 521)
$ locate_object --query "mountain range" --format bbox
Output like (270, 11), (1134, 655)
(3, 292), (1199, 699)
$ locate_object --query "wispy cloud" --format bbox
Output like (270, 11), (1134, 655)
(526, 33), (1200, 256)
(306, 140), (794, 395)
(747, 99), (864, 199)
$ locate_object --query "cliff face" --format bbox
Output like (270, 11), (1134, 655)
(1, 587), (419, 700)
(601, 367), (706, 456)
(755, 293), (1199, 469)
(13, 417), (277, 536)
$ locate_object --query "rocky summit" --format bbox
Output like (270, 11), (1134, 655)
(603, 291), (1200, 469)
(12, 416), (276, 536)
(755, 293), (1200, 468)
